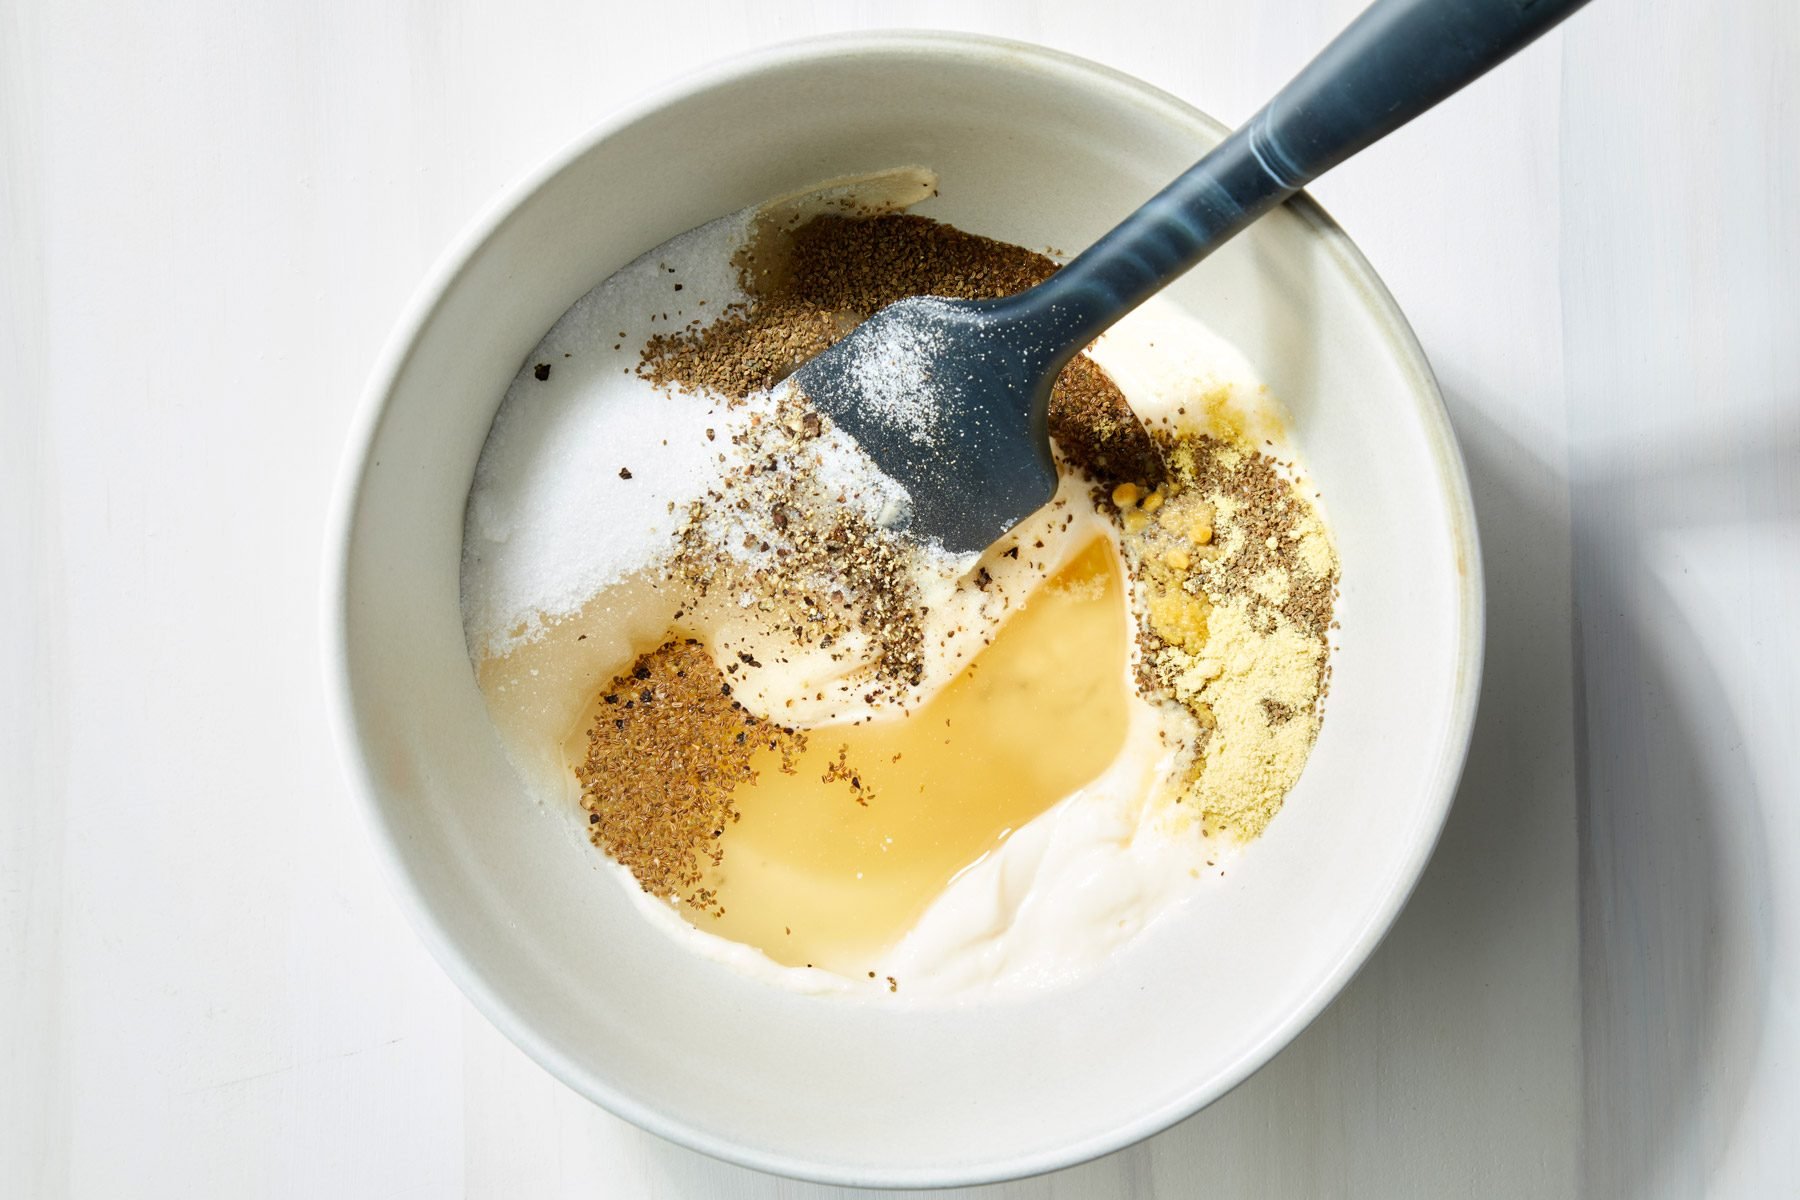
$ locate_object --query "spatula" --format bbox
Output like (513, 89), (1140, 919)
(792, 0), (1592, 553)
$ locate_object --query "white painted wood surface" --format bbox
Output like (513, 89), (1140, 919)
(3, 1), (1795, 1195)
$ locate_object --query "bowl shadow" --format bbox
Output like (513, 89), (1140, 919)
(1568, 418), (1779, 1198)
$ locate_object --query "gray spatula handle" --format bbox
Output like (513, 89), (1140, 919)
(1020, 0), (1592, 347)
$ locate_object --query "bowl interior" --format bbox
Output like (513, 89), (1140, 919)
(330, 35), (1478, 1188)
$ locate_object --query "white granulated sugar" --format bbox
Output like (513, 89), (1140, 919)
(460, 210), (752, 658)
(843, 304), (950, 447)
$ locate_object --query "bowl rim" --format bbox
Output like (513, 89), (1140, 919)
(321, 28), (1485, 1190)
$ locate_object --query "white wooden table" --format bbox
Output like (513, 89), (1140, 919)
(4, 2), (1796, 1196)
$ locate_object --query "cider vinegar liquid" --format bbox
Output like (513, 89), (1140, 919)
(689, 538), (1131, 976)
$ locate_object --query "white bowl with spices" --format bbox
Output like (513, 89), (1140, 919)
(323, 31), (1482, 1189)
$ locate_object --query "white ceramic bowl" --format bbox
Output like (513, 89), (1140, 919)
(324, 32), (1482, 1189)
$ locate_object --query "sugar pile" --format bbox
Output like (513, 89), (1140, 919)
(461, 211), (753, 659)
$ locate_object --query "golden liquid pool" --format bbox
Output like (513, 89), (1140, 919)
(680, 538), (1132, 977)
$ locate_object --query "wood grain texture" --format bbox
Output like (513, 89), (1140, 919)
(1, 1), (1793, 1196)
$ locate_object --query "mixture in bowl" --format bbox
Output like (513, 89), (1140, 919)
(460, 169), (1338, 999)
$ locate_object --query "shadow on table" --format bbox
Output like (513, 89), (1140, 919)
(632, 387), (1774, 1200)
(1566, 414), (1780, 1199)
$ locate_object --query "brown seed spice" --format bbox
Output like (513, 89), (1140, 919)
(639, 213), (1163, 487)
(574, 639), (806, 915)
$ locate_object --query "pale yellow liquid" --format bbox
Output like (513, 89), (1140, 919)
(682, 538), (1132, 976)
